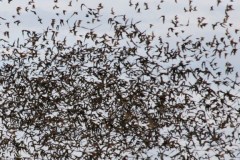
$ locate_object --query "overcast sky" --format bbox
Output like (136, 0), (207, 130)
(1, 0), (240, 40)
(0, 0), (240, 55)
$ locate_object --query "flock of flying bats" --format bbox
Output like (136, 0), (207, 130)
(0, 0), (239, 159)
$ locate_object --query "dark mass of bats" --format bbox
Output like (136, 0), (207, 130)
(0, 0), (240, 159)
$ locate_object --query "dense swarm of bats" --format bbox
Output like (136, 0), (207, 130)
(0, 0), (240, 159)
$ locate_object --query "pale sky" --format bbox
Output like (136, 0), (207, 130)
(1, 0), (240, 65)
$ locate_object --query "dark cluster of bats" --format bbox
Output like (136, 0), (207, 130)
(0, 0), (239, 159)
